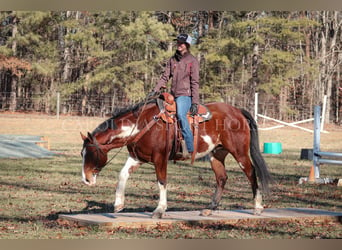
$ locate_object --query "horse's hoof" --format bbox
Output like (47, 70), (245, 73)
(152, 212), (165, 219)
(114, 204), (124, 213)
(253, 208), (263, 216)
(200, 209), (212, 216)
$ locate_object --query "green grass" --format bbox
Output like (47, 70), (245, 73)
(0, 115), (341, 238)
(0, 149), (341, 239)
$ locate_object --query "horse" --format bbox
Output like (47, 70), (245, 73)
(80, 96), (272, 219)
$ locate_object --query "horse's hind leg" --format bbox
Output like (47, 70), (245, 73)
(233, 154), (264, 215)
(114, 156), (142, 213)
(201, 147), (228, 216)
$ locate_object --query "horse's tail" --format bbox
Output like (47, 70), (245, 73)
(241, 109), (272, 194)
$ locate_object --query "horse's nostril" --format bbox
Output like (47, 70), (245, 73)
(82, 177), (91, 185)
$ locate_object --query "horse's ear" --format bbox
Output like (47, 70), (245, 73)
(80, 132), (87, 141)
(87, 132), (94, 142)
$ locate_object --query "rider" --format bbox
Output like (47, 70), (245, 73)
(150, 33), (200, 158)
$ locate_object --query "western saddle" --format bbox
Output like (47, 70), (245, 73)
(156, 92), (212, 164)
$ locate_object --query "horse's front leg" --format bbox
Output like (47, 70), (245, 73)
(152, 181), (167, 219)
(152, 158), (168, 219)
(114, 156), (142, 213)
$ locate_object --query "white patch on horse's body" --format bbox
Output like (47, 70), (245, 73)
(195, 135), (216, 159)
(81, 147), (90, 184)
(109, 125), (140, 143)
(114, 156), (142, 210)
(238, 162), (245, 170)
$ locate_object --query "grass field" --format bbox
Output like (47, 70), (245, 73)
(0, 113), (341, 239)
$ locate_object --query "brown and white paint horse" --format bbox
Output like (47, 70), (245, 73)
(80, 98), (272, 218)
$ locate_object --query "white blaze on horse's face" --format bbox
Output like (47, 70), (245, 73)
(81, 147), (97, 186)
(109, 125), (140, 143)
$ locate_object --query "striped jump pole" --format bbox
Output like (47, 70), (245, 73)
(300, 105), (341, 185)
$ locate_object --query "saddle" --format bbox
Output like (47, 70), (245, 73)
(157, 92), (212, 124)
(156, 93), (212, 164)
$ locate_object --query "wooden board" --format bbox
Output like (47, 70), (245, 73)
(59, 208), (342, 229)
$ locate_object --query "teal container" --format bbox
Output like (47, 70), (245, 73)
(263, 142), (282, 154)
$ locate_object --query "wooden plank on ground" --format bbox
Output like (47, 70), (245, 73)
(58, 208), (342, 229)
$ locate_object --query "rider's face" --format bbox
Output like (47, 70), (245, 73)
(176, 42), (187, 55)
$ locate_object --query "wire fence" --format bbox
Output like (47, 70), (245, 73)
(0, 91), (133, 118)
(0, 91), (315, 123)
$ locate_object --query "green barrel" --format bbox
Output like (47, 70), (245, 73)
(263, 142), (282, 154)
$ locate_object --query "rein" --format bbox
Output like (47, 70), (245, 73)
(131, 111), (164, 144)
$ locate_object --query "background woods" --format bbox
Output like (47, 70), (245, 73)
(0, 11), (341, 123)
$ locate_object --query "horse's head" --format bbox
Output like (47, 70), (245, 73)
(79, 101), (157, 185)
(80, 132), (108, 186)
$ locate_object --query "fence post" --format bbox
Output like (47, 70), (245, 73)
(313, 105), (321, 179)
(321, 95), (327, 132)
(254, 92), (258, 123)
(111, 91), (116, 113)
(56, 92), (60, 120)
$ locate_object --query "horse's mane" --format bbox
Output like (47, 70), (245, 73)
(111, 98), (157, 119)
(92, 98), (157, 136)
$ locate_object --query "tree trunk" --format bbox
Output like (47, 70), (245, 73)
(324, 11), (340, 123)
(9, 77), (17, 112)
(320, 11), (328, 107)
(81, 73), (90, 115)
(9, 12), (18, 112)
(62, 11), (73, 83)
(250, 42), (259, 116)
(144, 36), (148, 87)
(336, 62), (341, 123)
(208, 11), (214, 31)
(304, 23), (312, 109)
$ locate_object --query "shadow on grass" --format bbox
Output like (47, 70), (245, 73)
(45, 195), (212, 222)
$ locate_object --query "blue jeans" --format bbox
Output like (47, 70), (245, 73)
(175, 96), (194, 153)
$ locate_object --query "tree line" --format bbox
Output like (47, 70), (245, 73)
(0, 11), (341, 123)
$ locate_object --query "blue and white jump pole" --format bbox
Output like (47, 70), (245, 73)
(309, 105), (342, 183)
